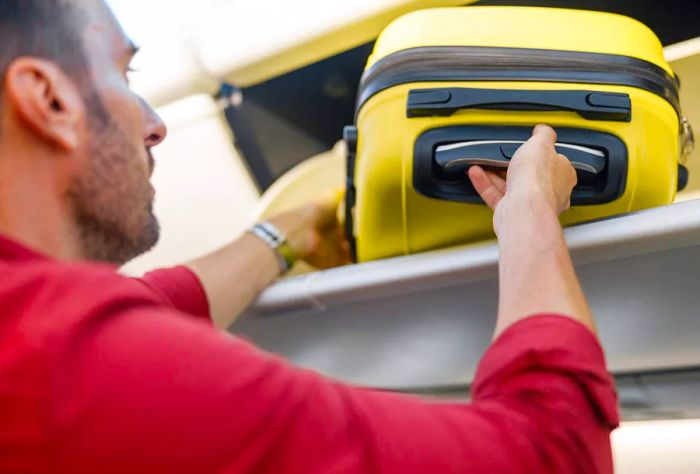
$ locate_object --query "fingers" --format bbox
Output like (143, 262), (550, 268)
(469, 125), (572, 216)
(511, 124), (556, 167)
(494, 169), (508, 181)
(555, 153), (579, 193)
(310, 192), (345, 230)
(468, 166), (505, 210)
(533, 124), (557, 144)
(485, 169), (507, 194)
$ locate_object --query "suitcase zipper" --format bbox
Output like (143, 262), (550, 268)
(357, 46), (681, 119)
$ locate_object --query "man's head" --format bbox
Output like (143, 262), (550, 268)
(0, 0), (166, 264)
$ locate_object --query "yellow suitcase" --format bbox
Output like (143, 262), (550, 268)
(344, 6), (695, 262)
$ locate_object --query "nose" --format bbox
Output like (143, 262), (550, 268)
(141, 96), (167, 148)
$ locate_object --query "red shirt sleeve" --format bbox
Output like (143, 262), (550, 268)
(469, 315), (619, 473)
(42, 271), (618, 474)
(136, 265), (210, 320)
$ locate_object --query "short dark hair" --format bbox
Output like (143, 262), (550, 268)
(0, 0), (89, 84)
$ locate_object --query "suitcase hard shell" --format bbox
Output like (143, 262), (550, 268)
(345, 6), (695, 262)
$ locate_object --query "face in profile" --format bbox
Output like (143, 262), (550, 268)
(67, 0), (167, 264)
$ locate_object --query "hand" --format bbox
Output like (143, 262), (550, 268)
(467, 124), (577, 235)
(267, 192), (351, 270)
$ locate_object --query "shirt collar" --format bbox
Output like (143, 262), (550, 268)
(0, 233), (51, 262)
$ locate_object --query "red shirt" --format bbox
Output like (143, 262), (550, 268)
(0, 234), (619, 473)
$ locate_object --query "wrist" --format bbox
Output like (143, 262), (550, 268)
(494, 191), (561, 239)
(239, 233), (284, 286)
(248, 222), (297, 274)
(267, 209), (316, 262)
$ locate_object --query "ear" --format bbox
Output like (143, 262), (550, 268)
(4, 58), (85, 152)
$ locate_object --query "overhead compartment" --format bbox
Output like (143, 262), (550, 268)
(222, 13), (700, 419)
(233, 199), (700, 419)
(620, 369), (700, 421)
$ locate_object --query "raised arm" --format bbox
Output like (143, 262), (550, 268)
(468, 124), (595, 337)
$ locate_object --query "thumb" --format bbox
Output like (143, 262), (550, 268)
(532, 124), (557, 145)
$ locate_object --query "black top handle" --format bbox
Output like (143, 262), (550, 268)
(407, 88), (631, 122)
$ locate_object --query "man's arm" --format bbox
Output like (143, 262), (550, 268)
(183, 233), (281, 327)
(468, 124), (595, 337)
(186, 197), (349, 328)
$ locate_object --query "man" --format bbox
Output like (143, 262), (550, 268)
(0, 1), (618, 473)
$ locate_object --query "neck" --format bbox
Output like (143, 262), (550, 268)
(0, 199), (84, 262)
(0, 157), (83, 262)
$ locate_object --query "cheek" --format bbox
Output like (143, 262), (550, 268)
(65, 120), (96, 180)
(99, 87), (151, 171)
(97, 80), (146, 145)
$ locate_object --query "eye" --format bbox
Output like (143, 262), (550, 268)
(126, 65), (138, 74)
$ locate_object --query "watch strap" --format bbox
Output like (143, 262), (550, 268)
(249, 222), (296, 273)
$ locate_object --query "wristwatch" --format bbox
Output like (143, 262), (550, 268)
(248, 221), (297, 273)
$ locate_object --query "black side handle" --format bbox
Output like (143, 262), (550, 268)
(678, 164), (690, 192)
(343, 125), (359, 262)
(407, 88), (631, 122)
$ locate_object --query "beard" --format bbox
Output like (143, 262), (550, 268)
(67, 89), (160, 265)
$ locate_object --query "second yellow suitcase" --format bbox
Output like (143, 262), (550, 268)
(344, 6), (695, 262)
